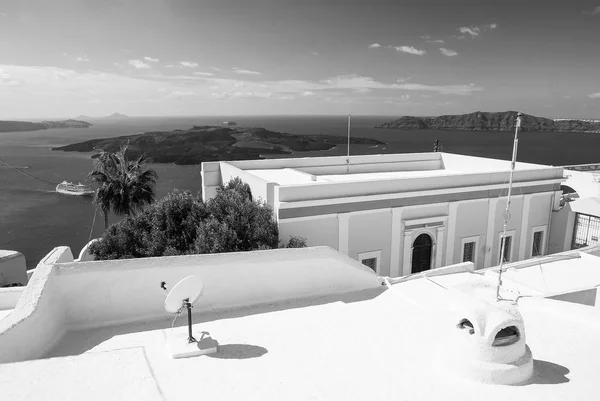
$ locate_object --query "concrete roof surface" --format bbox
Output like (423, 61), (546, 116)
(3, 279), (598, 400)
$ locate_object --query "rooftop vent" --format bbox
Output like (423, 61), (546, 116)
(457, 318), (475, 335)
(492, 326), (520, 347)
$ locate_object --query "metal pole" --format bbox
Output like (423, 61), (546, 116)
(347, 114), (351, 173)
(496, 112), (522, 301)
(185, 299), (197, 343)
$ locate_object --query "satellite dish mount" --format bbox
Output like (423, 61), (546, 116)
(162, 275), (218, 358)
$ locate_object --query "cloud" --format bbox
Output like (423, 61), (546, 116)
(171, 90), (195, 97)
(439, 48), (458, 57)
(368, 43), (382, 48)
(421, 35), (444, 44)
(0, 65), (484, 118)
(144, 56), (159, 62)
(232, 68), (262, 75)
(193, 71), (215, 77)
(212, 91), (272, 99)
(0, 70), (22, 86)
(75, 55), (90, 62)
(589, 92), (600, 99)
(594, 6), (600, 14)
(180, 61), (199, 68)
(311, 52), (319, 56)
(393, 46), (426, 55)
(0, 13), (7, 18)
(456, 24), (497, 39)
(459, 27), (480, 37)
(128, 60), (151, 69)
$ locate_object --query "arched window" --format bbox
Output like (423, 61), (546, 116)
(412, 234), (433, 274)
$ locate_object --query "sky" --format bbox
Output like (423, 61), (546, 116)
(0, 0), (599, 119)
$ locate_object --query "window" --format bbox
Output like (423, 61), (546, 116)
(361, 258), (377, 271)
(499, 235), (513, 263)
(530, 225), (548, 258)
(358, 250), (382, 274)
(572, 213), (600, 249)
(460, 236), (479, 266)
(532, 231), (543, 257)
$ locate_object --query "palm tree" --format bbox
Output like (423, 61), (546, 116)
(88, 143), (158, 230)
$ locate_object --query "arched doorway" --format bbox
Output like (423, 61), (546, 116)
(412, 234), (433, 273)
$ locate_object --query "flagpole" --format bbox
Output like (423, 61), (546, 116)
(496, 111), (522, 301)
(347, 114), (351, 173)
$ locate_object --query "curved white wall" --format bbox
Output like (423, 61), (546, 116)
(0, 246), (382, 363)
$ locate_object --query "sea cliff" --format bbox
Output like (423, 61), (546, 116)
(53, 125), (385, 165)
(376, 111), (600, 132)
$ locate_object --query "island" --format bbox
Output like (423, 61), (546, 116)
(52, 125), (385, 165)
(0, 119), (92, 133)
(376, 111), (600, 133)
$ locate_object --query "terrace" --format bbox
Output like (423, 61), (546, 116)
(1, 245), (600, 400)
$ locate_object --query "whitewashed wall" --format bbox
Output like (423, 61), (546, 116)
(0, 246), (381, 363)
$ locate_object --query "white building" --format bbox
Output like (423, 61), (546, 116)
(202, 152), (566, 277)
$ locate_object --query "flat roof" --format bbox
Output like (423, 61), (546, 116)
(316, 169), (457, 183)
(4, 269), (600, 399)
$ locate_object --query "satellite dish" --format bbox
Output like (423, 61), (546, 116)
(164, 275), (204, 314)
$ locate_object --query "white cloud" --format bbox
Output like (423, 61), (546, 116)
(0, 13), (7, 18)
(212, 91), (272, 99)
(75, 55), (90, 62)
(171, 90), (195, 97)
(459, 27), (480, 37)
(591, 6), (600, 14)
(368, 43), (382, 48)
(0, 70), (22, 86)
(180, 61), (199, 68)
(311, 52), (319, 56)
(488, 23), (498, 29)
(393, 46), (426, 56)
(144, 56), (159, 62)
(439, 48), (458, 57)
(0, 65), (484, 118)
(128, 60), (151, 69)
(421, 35), (444, 44)
(232, 68), (262, 75)
(589, 92), (600, 99)
(193, 71), (215, 77)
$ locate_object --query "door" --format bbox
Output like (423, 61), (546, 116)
(412, 234), (432, 273)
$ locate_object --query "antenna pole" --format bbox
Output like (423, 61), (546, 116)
(496, 112), (522, 301)
(347, 114), (351, 173)
(185, 299), (197, 343)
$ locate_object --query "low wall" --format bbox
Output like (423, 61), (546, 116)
(0, 287), (24, 311)
(0, 246), (381, 362)
(0, 251), (28, 286)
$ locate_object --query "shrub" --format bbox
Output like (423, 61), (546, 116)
(89, 179), (284, 260)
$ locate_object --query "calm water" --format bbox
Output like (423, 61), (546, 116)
(2, 115), (600, 268)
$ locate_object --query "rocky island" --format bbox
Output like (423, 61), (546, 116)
(0, 119), (92, 133)
(53, 125), (385, 165)
(376, 111), (600, 133)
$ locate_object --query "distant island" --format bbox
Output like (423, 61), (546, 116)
(376, 111), (600, 133)
(53, 125), (385, 165)
(73, 113), (128, 120)
(0, 119), (92, 133)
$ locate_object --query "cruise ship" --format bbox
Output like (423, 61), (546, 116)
(55, 181), (94, 196)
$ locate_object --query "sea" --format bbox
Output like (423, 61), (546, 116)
(2, 114), (600, 269)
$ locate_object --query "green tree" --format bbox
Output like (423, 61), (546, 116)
(88, 143), (158, 229)
(88, 179), (294, 260)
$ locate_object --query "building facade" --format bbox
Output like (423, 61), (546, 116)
(202, 152), (565, 277)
